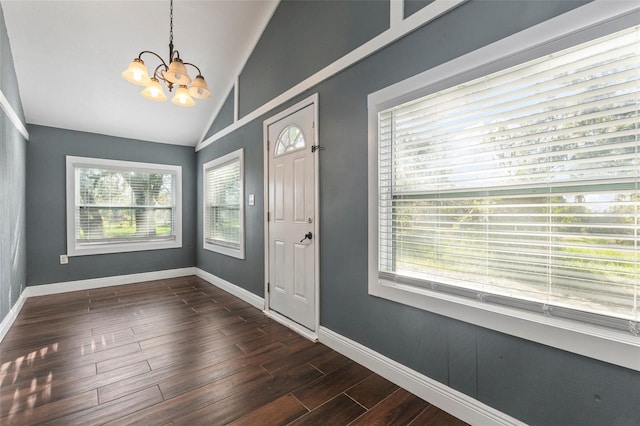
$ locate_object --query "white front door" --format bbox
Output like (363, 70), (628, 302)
(266, 102), (317, 331)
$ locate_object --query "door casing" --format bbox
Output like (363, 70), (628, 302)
(263, 93), (320, 341)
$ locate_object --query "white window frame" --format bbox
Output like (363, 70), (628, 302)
(203, 148), (245, 259)
(66, 156), (182, 256)
(368, 1), (640, 371)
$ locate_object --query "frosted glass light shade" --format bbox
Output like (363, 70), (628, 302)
(122, 58), (151, 86)
(172, 85), (195, 106)
(189, 75), (211, 99)
(165, 59), (191, 85)
(141, 78), (167, 102)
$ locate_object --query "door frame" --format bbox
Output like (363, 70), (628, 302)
(262, 93), (320, 341)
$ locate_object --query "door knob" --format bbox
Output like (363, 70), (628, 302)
(300, 232), (313, 243)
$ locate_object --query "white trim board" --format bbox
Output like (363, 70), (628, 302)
(318, 327), (525, 426)
(194, 269), (320, 342)
(195, 268), (264, 310)
(195, 0), (465, 152)
(0, 290), (28, 343)
(0, 89), (29, 140)
(24, 267), (196, 297)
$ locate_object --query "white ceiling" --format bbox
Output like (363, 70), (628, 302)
(2, 0), (279, 146)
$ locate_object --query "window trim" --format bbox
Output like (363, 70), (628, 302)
(202, 148), (245, 259)
(367, 2), (640, 372)
(65, 156), (183, 257)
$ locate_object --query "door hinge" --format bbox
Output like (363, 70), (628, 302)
(267, 282), (270, 293)
(267, 211), (270, 221)
(311, 145), (324, 153)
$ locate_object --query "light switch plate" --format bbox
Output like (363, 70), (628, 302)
(249, 194), (255, 206)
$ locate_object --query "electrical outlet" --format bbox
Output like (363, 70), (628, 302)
(60, 254), (68, 265)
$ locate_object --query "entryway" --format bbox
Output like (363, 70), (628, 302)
(263, 94), (319, 336)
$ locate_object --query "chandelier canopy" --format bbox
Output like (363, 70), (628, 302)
(122, 0), (211, 106)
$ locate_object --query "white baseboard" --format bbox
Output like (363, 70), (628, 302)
(194, 269), (315, 341)
(0, 290), (28, 343)
(23, 267), (197, 297)
(1, 268), (196, 342)
(318, 326), (525, 426)
(195, 268), (264, 310)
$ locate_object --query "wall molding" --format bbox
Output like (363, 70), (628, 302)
(195, 0), (465, 151)
(0, 89), (29, 140)
(0, 290), (28, 342)
(23, 267), (197, 297)
(318, 326), (525, 426)
(195, 268), (264, 310)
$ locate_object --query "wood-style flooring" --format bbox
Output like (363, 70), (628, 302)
(0, 276), (468, 425)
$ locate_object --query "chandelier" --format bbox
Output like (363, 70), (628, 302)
(122, 0), (211, 106)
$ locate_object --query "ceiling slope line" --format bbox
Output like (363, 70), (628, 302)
(196, 0), (281, 147)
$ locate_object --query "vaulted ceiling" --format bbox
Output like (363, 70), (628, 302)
(2, 0), (279, 146)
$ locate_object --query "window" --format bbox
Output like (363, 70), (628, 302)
(203, 149), (245, 259)
(369, 8), (640, 370)
(275, 125), (306, 156)
(66, 156), (182, 256)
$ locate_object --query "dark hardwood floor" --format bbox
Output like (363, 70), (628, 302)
(0, 276), (468, 425)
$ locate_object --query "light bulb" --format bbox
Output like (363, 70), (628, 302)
(141, 78), (167, 102)
(171, 85), (195, 106)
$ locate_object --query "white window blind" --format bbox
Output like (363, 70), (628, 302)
(66, 156), (182, 256)
(203, 149), (244, 259)
(378, 26), (639, 333)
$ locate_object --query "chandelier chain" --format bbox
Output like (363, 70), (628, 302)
(169, 0), (174, 46)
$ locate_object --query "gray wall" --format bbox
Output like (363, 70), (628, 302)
(198, 1), (640, 425)
(204, 87), (235, 140)
(0, 4), (27, 324)
(238, 0), (389, 118)
(404, 0), (436, 18)
(26, 126), (197, 286)
(197, 121), (265, 296)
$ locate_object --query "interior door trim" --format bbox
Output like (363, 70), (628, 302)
(262, 93), (320, 340)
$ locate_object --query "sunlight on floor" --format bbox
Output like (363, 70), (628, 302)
(0, 343), (58, 421)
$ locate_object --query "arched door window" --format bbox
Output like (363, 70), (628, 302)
(275, 125), (306, 156)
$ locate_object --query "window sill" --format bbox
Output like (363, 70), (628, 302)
(203, 242), (245, 260)
(68, 239), (182, 257)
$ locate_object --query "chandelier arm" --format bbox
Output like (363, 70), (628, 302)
(152, 63), (168, 80)
(152, 64), (175, 92)
(183, 62), (203, 76)
(137, 50), (169, 68)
